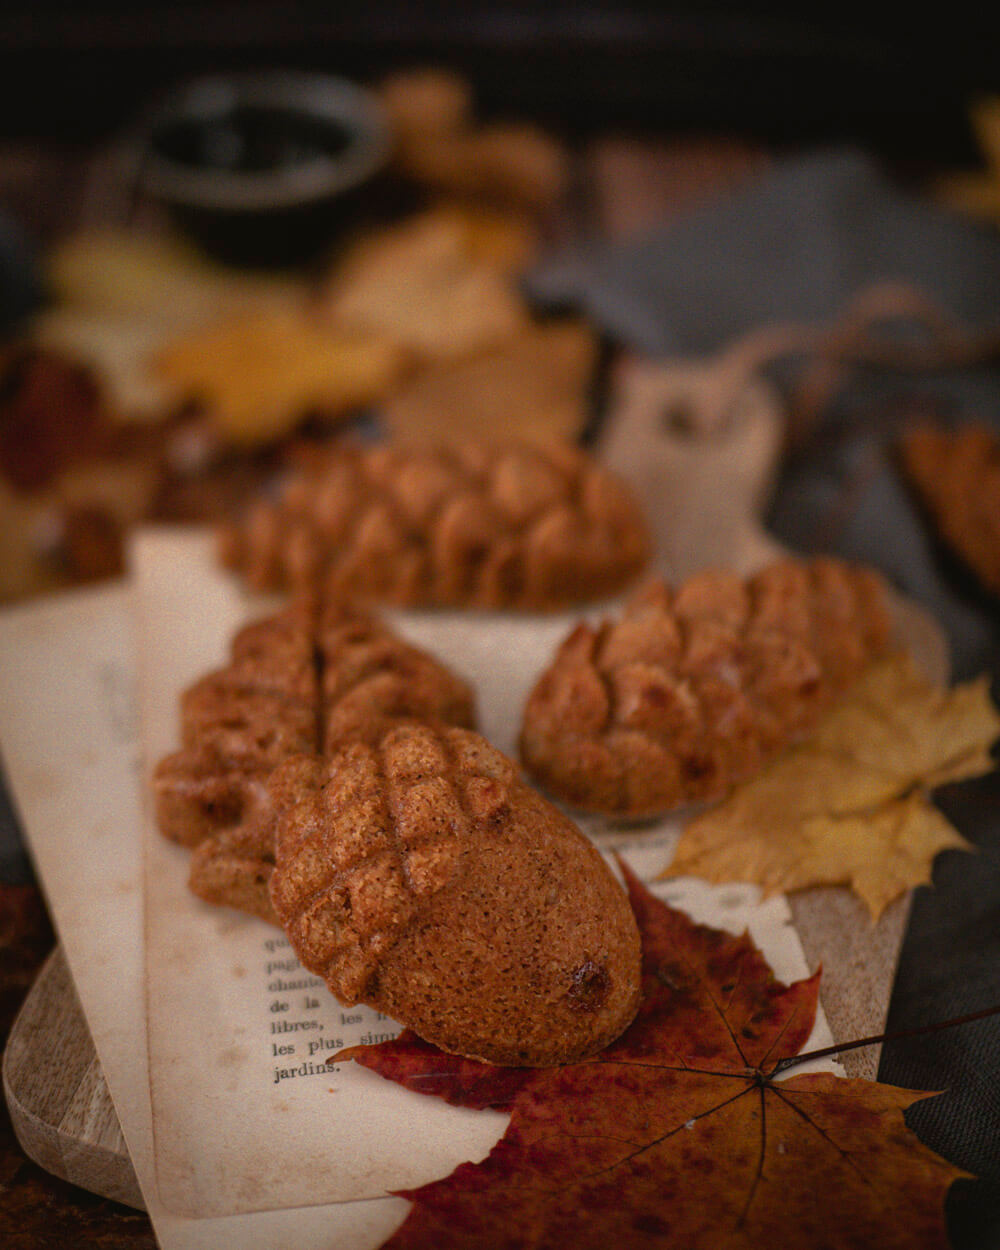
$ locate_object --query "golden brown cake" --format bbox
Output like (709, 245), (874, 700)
(153, 595), (476, 914)
(268, 722), (642, 1066)
(187, 754), (321, 925)
(900, 421), (1000, 597)
(217, 439), (650, 611)
(520, 557), (891, 819)
(187, 819), (278, 924)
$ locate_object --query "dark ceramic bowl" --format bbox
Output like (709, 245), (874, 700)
(137, 72), (391, 267)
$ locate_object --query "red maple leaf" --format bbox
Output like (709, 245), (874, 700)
(342, 864), (966, 1249)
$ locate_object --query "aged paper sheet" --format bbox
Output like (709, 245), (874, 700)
(134, 534), (509, 1217)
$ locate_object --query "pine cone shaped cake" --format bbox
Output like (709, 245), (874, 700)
(154, 602), (320, 850)
(188, 754), (326, 925)
(268, 722), (643, 1066)
(187, 819), (278, 923)
(153, 595), (476, 920)
(218, 439), (650, 610)
(520, 557), (891, 819)
(900, 420), (1000, 597)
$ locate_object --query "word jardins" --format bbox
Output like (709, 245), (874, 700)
(264, 938), (397, 1083)
(270, 1007), (399, 1083)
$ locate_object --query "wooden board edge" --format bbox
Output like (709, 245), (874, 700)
(2, 945), (145, 1211)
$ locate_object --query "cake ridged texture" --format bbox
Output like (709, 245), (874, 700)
(218, 439), (649, 610)
(269, 722), (642, 1066)
(520, 557), (891, 818)
(900, 421), (1000, 597)
(151, 596), (476, 920)
(154, 603), (319, 851)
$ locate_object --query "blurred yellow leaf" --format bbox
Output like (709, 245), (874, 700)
(155, 312), (405, 445)
(47, 230), (305, 325)
(935, 95), (1000, 223)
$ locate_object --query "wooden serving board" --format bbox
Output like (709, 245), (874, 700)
(3, 944), (144, 1210)
(1, 360), (943, 1208)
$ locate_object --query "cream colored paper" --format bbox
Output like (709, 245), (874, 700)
(132, 528), (836, 1221)
(0, 586), (408, 1249)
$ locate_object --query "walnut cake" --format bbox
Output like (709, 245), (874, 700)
(152, 595), (476, 919)
(218, 439), (650, 611)
(268, 722), (642, 1065)
(520, 557), (891, 818)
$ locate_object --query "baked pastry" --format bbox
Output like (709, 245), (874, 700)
(377, 69), (473, 148)
(899, 421), (1000, 597)
(268, 722), (642, 1066)
(398, 123), (569, 215)
(154, 602), (317, 849)
(187, 819), (278, 923)
(153, 595), (475, 852)
(217, 439), (650, 611)
(187, 753), (319, 925)
(520, 557), (891, 818)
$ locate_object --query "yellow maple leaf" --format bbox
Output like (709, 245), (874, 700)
(154, 311), (405, 445)
(664, 654), (1000, 918)
(47, 229), (306, 325)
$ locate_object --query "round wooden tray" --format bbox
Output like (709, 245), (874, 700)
(3, 945), (145, 1210)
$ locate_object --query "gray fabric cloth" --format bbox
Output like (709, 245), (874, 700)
(528, 146), (1000, 356)
(767, 373), (1000, 680)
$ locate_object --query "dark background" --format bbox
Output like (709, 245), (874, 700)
(0, 3), (998, 166)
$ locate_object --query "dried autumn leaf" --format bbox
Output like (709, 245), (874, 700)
(666, 654), (999, 918)
(154, 311), (405, 445)
(342, 865), (964, 1250)
(660, 655), (995, 920)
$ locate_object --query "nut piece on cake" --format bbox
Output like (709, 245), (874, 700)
(268, 723), (642, 1066)
(899, 420), (1000, 598)
(217, 439), (650, 611)
(520, 557), (891, 819)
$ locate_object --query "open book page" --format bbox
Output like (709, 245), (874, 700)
(132, 527), (836, 1220)
(0, 586), (408, 1248)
